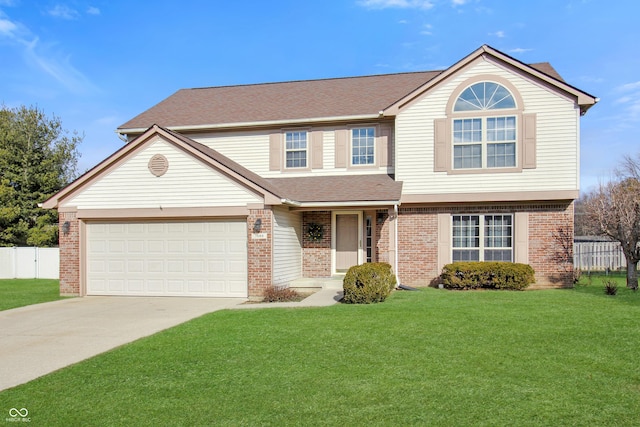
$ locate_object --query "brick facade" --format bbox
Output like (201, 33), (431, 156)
(302, 211), (332, 278)
(397, 202), (575, 288)
(397, 208), (440, 286)
(247, 209), (273, 298)
(58, 212), (80, 296)
(375, 210), (391, 264)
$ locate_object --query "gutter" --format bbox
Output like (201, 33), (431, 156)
(290, 200), (401, 208)
(117, 113), (384, 136)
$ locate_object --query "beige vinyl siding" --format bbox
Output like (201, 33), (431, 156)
(65, 139), (261, 210)
(272, 206), (302, 286)
(193, 127), (390, 178)
(396, 59), (580, 195)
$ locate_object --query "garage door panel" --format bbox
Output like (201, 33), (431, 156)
(129, 280), (144, 292)
(147, 279), (164, 293)
(167, 240), (184, 253)
(128, 240), (144, 253)
(108, 260), (125, 273)
(108, 279), (124, 292)
(128, 260), (144, 273)
(87, 220), (247, 297)
(148, 260), (164, 273)
(188, 260), (205, 273)
(167, 260), (184, 273)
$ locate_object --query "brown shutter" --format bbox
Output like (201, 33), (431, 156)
(522, 113), (537, 169)
(514, 212), (529, 263)
(311, 130), (323, 169)
(434, 118), (447, 172)
(437, 213), (451, 271)
(335, 129), (348, 168)
(379, 125), (391, 167)
(269, 132), (281, 171)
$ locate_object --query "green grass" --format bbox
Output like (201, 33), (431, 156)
(1, 285), (639, 426)
(0, 279), (64, 311)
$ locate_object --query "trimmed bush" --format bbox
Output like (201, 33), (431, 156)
(262, 286), (302, 302)
(343, 262), (397, 304)
(441, 262), (535, 290)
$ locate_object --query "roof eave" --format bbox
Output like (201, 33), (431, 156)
(117, 113), (384, 136)
(382, 44), (598, 116)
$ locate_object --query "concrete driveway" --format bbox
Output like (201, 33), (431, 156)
(0, 296), (244, 391)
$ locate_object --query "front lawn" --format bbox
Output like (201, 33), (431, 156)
(1, 284), (639, 426)
(0, 279), (63, 311)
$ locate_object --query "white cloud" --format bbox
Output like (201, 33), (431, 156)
(420, 23), (433, 35)
(87, 6), (100, 15)
(451, 0), (469, 5)
(0, 10), (98, 94)
(616, 81), (640, 92)
(22, 38), (99, 94)
(489, 30), (505, 38)
(48, 4), (80, 20)
(357, 0), (435, 10)
(0, 17), (17, 36)
(612, 81), (640, 123)
(509, 47), (532, 54)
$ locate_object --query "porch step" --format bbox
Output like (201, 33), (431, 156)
(289, 276), (344, 291)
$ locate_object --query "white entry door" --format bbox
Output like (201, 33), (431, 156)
(86, 220), (247, 297)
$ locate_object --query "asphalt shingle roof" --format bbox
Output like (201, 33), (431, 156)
(118, 62), (563, 132)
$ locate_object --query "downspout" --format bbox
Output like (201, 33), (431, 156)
(394, 203), (400, 286)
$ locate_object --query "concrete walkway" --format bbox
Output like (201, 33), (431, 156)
(0, 289), (342, 392)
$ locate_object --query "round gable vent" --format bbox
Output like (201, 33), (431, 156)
(148, 154), (169, 177)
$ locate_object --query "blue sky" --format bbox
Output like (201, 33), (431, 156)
(0, 0), (637, 193)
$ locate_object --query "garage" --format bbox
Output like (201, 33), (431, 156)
(86, 220), (247, 297)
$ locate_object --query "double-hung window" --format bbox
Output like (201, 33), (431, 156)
(452, 214), (513, 262)
(285, 131), (307, 168)
(351, 127), (375, 166)
(452, 82), (517, 170)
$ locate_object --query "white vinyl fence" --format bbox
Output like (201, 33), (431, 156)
(573, 240), (626, 272)
(0, 247), (60, 279)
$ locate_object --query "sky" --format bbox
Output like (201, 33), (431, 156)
(0, 0), (638, 193)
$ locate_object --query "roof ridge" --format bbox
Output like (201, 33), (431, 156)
(182, 69), (444, 91)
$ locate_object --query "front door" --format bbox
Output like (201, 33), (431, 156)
(335, 213), (360, 273)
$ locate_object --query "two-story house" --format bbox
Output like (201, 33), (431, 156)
(43, 45), (597, 298)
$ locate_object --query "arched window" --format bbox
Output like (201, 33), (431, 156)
(434, 76), (536, 173)
(454, 82), (516, 111)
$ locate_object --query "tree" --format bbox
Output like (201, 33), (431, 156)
(582, 153), (640, 290)
(0, 105), (82, 247)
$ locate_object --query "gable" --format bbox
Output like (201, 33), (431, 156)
(62, 137), (263, 210)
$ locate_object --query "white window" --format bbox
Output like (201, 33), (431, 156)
(452, 82), (517, 170)
(452, 214), (513, 262)
(285, 131), (307, 168)
(351, 127), (375, 165)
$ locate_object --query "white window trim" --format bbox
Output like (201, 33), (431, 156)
(284, 129), (310, 171)
(350, 126), (376, 167)
(451, 213), (514, 262)
(439, 74), (528, 175)
(452, 115), (517, 170)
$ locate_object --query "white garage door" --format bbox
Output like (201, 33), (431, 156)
(86, 220), (247, 297)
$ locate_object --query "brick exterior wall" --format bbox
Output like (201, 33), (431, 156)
(397, 208), (439, 286)
(529, 202), (575, 287)
(58, 212), (80, 296)
(302, 211), (332, 278)
(247, 209), (273, 298)
(376, 210), (391, 264)
(397, 202), (575, 289)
